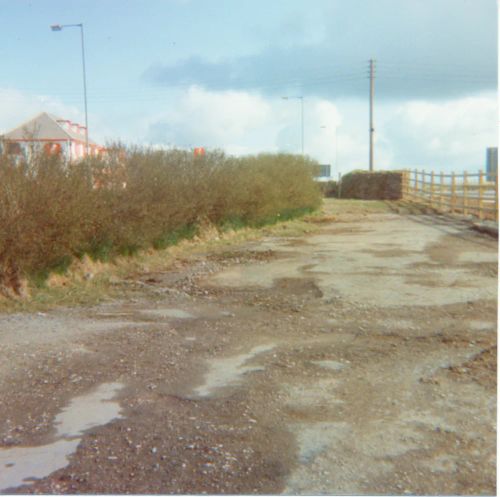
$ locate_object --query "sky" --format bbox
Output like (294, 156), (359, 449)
(0, 0), (497, 174)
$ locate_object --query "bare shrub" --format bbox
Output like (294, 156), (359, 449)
(0, 147), (321, 293)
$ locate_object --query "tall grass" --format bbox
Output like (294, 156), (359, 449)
(0, 147), (321, 292)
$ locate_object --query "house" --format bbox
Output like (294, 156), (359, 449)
(0, 112), (105, 160)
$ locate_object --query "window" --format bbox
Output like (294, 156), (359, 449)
(44, 142), (62, 155)
(6, 142), (22, 155)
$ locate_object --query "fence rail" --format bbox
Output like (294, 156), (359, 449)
(402, 169), (498, 222)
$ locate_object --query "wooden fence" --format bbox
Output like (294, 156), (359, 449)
(402, 169), (498, 222)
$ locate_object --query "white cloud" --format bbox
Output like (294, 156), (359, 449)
(383, 92), (498, 172)
(0, 88), (81, 133)
(142, 87), (496, 175)
(146, 86), (271, 148)
(0, 87), (113, 145)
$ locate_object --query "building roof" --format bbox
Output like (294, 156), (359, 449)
(2, 112), (99, 145)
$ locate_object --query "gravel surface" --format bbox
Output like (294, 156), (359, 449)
(0, 210), (496, 494)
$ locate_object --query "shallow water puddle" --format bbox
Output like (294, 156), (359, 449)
(312, 360), (346, 371)
(140, 308), (194, 319)
(0, 382), (124, 491)
(193, 344), (275, 397)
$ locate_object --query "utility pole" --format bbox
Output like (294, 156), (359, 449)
(369, 59), (375, 172)
(300, 96), (304, 157)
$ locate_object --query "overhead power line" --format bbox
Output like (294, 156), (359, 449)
(0, 59), (494, 106)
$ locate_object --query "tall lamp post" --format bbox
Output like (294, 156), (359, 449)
(282, 96), (304, 156)
(50, 23), (89, 155)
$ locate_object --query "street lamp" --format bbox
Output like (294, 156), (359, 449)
(50, 23), (89, 155)
(282, 96), (304, 156)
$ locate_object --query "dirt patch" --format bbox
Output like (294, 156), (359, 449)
(446, 346), (497, 391)
(206, 249), (278, 264)
(364, 248), (422, 258)
(302, 215), (338, 224)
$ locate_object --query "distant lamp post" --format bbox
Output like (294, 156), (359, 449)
(50, 23), (89, 155)
(282, 96), (304, 156)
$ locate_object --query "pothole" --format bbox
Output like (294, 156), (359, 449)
(192, 344), (276, 398)
(0, 382), (124, 492)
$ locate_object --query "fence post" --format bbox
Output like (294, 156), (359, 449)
(439, 172), (444, 212)
(430, 171), (435, 208)
(478, 170), (484, 220)
(451, 172), (456, 213)
(463, 171), (468, 216)
(421, 170), (425, 203)
(414, 169), (418, 197)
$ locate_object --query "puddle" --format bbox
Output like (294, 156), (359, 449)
(0, 440), (81, 492)
(140, 308), (194, 319)
(193, 344), (275, 397)
(0, 382), (124, 492)
(312, 360), (346, 371)
(54, 382), (124, 437)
